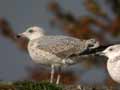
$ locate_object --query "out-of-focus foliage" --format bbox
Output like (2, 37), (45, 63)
(0, 18), (28, 51)
(85, 0), (107, 16)
(106, 0), (120, 16)
(48, 0), (120, 44)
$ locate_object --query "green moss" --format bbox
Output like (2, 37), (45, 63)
(0, 81), (63, 90)
(14, 81), (63, 90)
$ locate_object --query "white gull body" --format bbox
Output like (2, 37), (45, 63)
(18, 26), (100, 84)
(102, 44), (120, 83)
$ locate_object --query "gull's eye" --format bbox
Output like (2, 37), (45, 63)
(28, 29), (34, 33)
(109, 48), (113, 51)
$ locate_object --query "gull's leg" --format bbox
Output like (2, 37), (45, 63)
(50, 64), (54, 83)
(56, 66), (61, 84)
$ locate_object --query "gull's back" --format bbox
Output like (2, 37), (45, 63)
(28, 36), (86, 56)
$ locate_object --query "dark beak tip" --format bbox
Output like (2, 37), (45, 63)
(16, 35), (21, 38)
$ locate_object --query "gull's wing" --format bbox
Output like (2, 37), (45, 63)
(32, 36), (86, 59)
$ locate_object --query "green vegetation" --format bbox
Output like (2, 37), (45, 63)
(0, 81), (63, 90)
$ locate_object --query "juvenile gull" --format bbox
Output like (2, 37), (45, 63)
(98, 44), (120, 83)
(17, 26), (100, 84)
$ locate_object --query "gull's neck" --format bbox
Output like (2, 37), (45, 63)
(29, 34), (45, 41)
(28, 35), (45, 48)
(108, 53), (120, 60)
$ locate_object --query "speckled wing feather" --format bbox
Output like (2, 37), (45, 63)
(32, 36), (86, 59)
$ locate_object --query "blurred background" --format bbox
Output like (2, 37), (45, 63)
(0, 0), (120, 86)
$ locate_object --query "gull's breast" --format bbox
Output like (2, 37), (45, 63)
(28, 42), (66, 66)
(107, 59), (120, 83)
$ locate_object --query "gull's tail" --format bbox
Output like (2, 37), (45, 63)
(79, 44), (114, 55)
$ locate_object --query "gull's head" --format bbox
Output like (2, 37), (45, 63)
(101, 45), (120, 59)
(17, 26), (46, 40)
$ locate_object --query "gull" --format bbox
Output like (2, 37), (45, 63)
(80, 44), (120, 83)
(99, 44), (120, 83)
(17, 26), (100, 84)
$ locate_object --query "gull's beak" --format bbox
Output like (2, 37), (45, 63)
(96, 51), (105, 56)
(16, 32), (26, 39)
